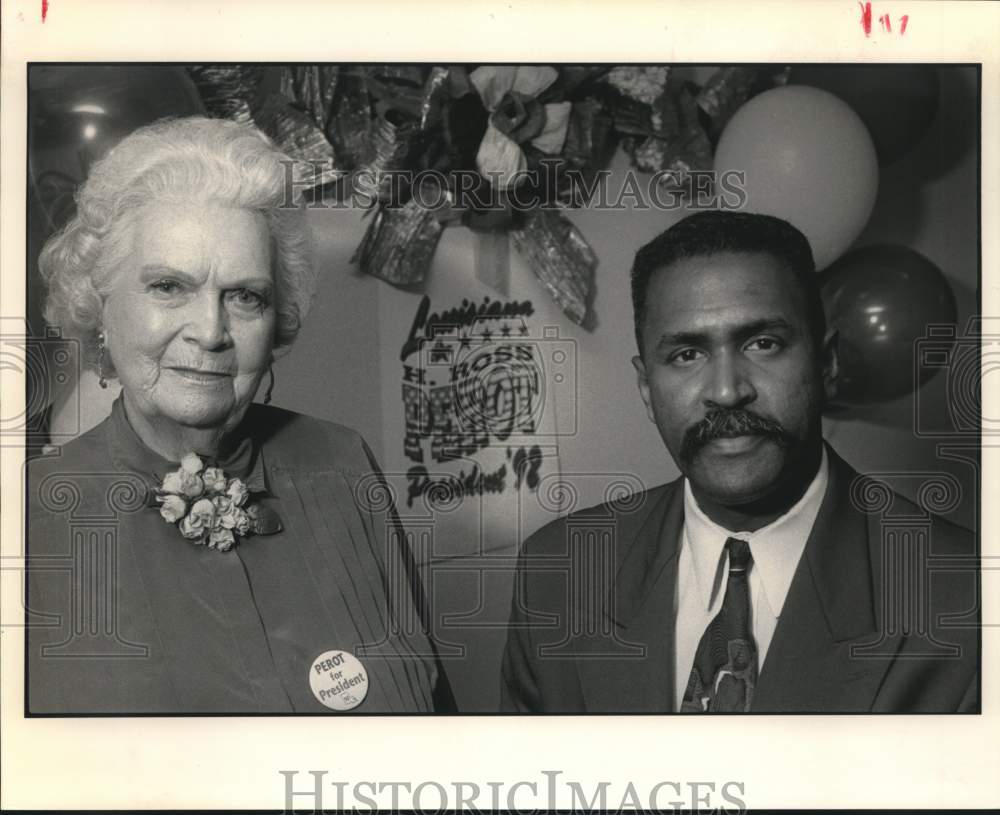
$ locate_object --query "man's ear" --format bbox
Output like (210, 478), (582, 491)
(821, 328), (840, 401)
(632, 354), (656, 424)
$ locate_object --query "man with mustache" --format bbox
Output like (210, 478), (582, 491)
(501, 211), (978, 713)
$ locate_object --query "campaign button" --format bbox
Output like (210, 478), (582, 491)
(309, 649), (369, 711)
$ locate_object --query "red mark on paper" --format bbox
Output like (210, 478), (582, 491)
(859, 1), (872, 35)
(41, 0), (49, 21)
(859, 3), (909, 37)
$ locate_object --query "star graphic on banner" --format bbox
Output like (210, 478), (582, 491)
(500, 323), (511, 338)
(459, 336), (471, 349)
(481, 328), (493, 343)
(430, 341), (450, 363)
(519, 322), (529, 336)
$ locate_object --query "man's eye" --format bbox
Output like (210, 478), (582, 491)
(746, 337), (783, 353)
(669, 348), (703, 366)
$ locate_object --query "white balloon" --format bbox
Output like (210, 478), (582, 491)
(714, 85), (879, 270)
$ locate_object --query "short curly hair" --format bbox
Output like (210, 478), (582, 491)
(39, 116), (316, 374)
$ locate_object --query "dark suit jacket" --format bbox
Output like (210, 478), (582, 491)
(501, 447), (979, 713)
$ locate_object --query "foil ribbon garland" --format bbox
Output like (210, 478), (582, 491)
(563, 96), (615, 171)
(419, 67), (452, 131)
(354, 110), (420, 207)
(188, 66), (340, 190)
(365, 66), (432, 120)
(510, 209), (595, 325)
(281, 66), (339, 132)
(326, 67), (374, 170)
(185, 64), (791, 328)
(556, 95), (616, 207)
(254, 93), (340, 187)
(695, 66), (760, 143)
(352, 199), (444, 287)
(612, 67), (787, 184)
(644, 81), (714, 181)
(352, 68), (450, 206)
(187, 65), (263, 125)
(612, 75), (713, 186)
(606, 66), (671, 106)
(696, 66), (790, 143)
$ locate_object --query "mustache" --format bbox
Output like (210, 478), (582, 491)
(680, 408), (791, 463)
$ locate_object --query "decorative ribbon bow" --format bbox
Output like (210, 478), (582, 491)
(469, 65), (572, 190)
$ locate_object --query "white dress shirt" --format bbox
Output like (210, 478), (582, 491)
(672, 447), (829, 711)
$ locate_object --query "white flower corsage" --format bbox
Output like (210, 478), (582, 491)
(155, 453), (261, 551)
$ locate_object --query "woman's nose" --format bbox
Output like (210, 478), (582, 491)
(703, 352), (756, 408)
(182, 293), (231, 350)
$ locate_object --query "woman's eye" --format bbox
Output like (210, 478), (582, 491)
(150, 279), (183, 295)
(227, 288), (268, 310)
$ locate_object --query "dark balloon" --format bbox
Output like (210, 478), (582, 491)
(29, 65), (204, 149)
(822, 244), (957, 405)
(789, 65), (940, 166)
(29, 66), (204, 231)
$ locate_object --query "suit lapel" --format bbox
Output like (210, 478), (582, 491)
(752, 448), (902, 712)
(573, 449), (901, 713)
(574, 481), (685, 712)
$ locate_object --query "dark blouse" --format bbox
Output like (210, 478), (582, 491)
(26, 397), (449, 713)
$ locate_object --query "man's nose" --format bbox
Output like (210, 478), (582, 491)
(182, 292), (231, 350)
(703, 351), (756, 408)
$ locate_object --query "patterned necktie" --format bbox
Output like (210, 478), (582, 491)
(680, 537), (758, 712)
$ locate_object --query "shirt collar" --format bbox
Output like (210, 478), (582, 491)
(106, 395), (269, 496)
(682, 446), (829, 613)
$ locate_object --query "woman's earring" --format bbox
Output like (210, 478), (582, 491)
(264, 365), (275, 405)
(97, 332), (108, 389)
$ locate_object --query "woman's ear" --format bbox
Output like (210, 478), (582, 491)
(96, 326), (110, 388)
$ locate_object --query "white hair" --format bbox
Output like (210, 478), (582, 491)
(39, 116), (317, 372)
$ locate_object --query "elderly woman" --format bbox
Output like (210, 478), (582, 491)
(28, 116), (452, 713)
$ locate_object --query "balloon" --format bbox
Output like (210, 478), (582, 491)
(29, 66), (205, 231)
(821, 245), (957, 405)
(714, 85), (879, 270)
(789, 65), (940, 166)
